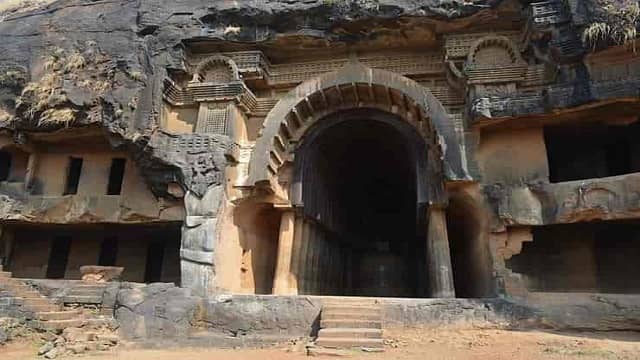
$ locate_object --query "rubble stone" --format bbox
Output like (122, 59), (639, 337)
(38, 341), (54, 355)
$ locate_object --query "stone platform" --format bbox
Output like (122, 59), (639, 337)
(6, 280), (640, 348)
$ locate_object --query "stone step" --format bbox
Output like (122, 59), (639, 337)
(3, 284), (37, 294)
(30, 318), (86, 331)
(67, 289), (104, 297)
(322, 299), (380, 306)
(22, 297), (51, 306)
(84, 317), (116, 328)
(74, 284), (108, 291)
(320, 319), (382, 329)
(322, 305), (381, 313)
(0, 271), (12, 278)
(318, 328), (383, 339)
(322, 311), (381, 321)
(11, 290), (44, 299)
(36, 310), (83, 321)
(4, 297), (23, 306)
(25, 304), (60, 312)
(0, 297), (13, 306)
(315, 337), (384, 349)
(63, 295), (102, 304)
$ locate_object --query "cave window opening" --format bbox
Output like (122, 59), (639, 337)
(106, 158), (126, 195)
(0, 151), (10, 181)
(98, 237), (118, 266)
(506, 221), (640, 293)
(64, 157), (83, 195)
(545, 121), (640, 183)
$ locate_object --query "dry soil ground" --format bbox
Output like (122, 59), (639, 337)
(2, 328), (640, 360)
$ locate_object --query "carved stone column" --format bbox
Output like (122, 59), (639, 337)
(272, 209), (297, 295)
(24, 152), (39, 192)
(290, 213), (304, 291)
(298, 221), (311, 294)
(180, 186), (223, 297)
(426, 207), (456, 298)
(309, 225), (320, 294)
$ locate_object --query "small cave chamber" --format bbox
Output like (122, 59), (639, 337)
(545, 121), (640, 183)
(507, 221), (640, 294)
(2, 222), (182, 285)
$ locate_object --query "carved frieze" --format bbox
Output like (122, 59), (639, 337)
(147, 133), (230, 197)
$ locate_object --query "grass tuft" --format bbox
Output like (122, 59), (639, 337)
(38, 108), (76, 126)
(64, 52), (86, 72)
(583, 0), (640, 50)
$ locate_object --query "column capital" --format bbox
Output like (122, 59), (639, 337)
(273, 203), (294, 211)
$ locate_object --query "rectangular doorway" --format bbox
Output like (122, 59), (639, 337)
(144, 240), (165, 283)
(46, 236), (71, 279)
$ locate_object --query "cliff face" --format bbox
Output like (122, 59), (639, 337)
(0, 0), (506, 197)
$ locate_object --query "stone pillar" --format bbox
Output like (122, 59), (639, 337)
(298, 221), (311, 294)
(326, 242), (334, 294)
(329, 239), (340, 295)
(272, 209), (297, 295)
(315, 228), (325, 294)
(290, 213), (304, 291)
(319, 235), (327, 294)
(24, 153), (39, 192)
(426, 207), (456, 298)
(345, 247), (353, 295)
(309, 225), (320, 294)
(180, 186), (222, 297)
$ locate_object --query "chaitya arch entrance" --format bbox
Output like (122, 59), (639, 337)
(291, 109), (427, 297)
(245, 64), (470, 298)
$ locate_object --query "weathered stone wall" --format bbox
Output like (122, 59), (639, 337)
(477, 127), (549, 186)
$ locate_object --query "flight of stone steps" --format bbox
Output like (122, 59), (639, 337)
(315, 298), (384, 350)
(62, 283), (109, 311)
(0, 267), (99, 331)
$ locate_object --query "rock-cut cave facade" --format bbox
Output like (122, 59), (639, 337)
(1, 0), (640, 318)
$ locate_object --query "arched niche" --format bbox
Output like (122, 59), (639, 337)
(467, 36), (525, 68)
(248, 63), (469, 204)
(191, 55), (240, 84)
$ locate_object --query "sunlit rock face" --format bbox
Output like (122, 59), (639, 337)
(0, 1), (640, 333)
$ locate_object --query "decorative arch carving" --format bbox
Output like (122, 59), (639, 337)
(467, 36), (524, 67)
(248, 63), (468, 189)
(192, 55), (240, 83)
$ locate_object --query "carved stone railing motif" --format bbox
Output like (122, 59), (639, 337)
(527, 0), (571, 27)
(444, 31), (523, 60)
(524, 0), (584, 63)
(189, 51), (445, 87)
(471, 78), (640, 121)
